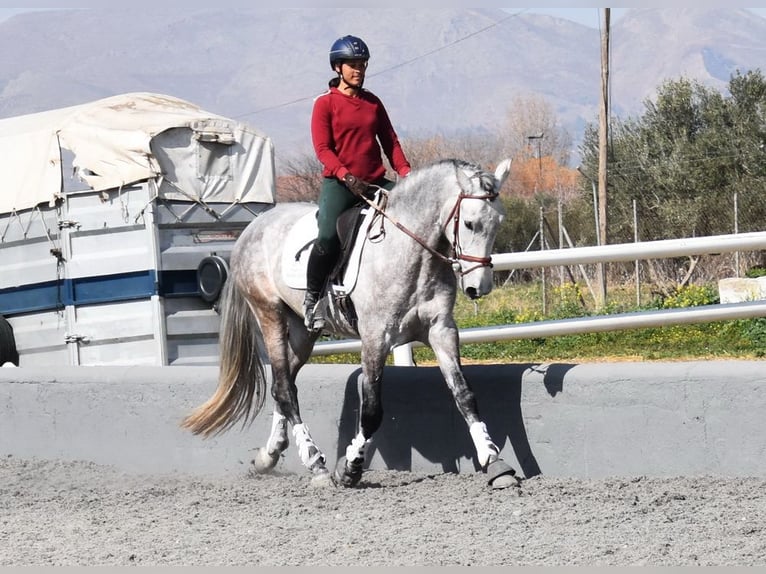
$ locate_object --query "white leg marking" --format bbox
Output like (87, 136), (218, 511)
(292, 423), (326, 469)
(345, 431), (369, 463)
(469, 421), (499, 468)
(266, 409), (288, 454)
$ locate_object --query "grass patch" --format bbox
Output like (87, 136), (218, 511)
(311, 281), (766, 364)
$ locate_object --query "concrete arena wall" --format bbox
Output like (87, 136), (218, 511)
(1, 361), (765, 479)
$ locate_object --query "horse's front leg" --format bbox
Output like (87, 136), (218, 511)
(429, 319), (519, 489)
(333, 345), (386, 487)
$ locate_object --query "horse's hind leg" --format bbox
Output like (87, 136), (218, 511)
(429, 321), (519, 489)
(250, 320), (313, 474)
(251, 407), (288, 473)
(254, 300), (331, 482)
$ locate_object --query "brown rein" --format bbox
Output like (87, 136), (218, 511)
(354, 180), (498, 277)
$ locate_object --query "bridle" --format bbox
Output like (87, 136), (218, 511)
(442, 189), (498, 275)
(357, 168), (499, 277)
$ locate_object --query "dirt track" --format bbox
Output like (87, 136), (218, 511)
(2, 456), (765, 566)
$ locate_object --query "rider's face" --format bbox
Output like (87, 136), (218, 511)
(338, 59), (367, 88)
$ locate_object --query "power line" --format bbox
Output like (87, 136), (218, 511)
(367, 10), (526, 78)
(234, 9), (528, 120)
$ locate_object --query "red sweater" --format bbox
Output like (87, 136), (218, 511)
(311, 87), (411, 181)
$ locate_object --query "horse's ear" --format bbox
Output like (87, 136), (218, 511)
(457, 167), (473, 191)
(493, 158), (512, 193)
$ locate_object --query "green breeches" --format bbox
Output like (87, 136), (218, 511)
(314, 176), (395, 254)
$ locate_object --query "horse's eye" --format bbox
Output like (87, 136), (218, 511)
(464, 221), (475, 231)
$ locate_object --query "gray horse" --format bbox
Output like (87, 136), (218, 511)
(182, 158), (517, 489)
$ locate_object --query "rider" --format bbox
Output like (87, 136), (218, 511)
(304, 34), (412, 332)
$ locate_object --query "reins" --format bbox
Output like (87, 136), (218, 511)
(353, 167), (498, 276)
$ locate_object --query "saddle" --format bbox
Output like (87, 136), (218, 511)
(281, 193), (384, 330)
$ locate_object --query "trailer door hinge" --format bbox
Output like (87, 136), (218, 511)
(64, 333), (89, 344)
(59, 219), (81, 229)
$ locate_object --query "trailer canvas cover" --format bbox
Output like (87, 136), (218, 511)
(0, 92), (276, 366)
(0, 92), (275, 214)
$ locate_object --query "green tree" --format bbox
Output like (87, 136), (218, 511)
(580, 70), (766, 245)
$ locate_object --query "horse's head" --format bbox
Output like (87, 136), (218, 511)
(446, 158), (510, 300)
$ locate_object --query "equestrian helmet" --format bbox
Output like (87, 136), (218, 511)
(329, 35), (370, 69)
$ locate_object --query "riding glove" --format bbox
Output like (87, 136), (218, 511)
(343, 173), (370, 197)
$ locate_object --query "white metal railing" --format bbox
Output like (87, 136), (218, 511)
(312, 231), (766, 361)
(490, 231), (766, 270)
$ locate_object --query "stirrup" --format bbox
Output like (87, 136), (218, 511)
(303, 294), (325, 332)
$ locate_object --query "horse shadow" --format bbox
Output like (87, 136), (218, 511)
(335, 362), (576, 479)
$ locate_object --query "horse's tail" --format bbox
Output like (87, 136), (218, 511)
(181, 278), (267, 437)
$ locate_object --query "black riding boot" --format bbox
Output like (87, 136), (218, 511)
(304, 244), (338, 332)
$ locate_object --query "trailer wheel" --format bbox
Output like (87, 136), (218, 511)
(0, 315), (19, 367)
(197, 255), (229, 303)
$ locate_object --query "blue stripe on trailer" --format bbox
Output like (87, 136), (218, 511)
(71, 270), (158, 305)
(0, 270), (168, 315)
(0, 281), (66, 314)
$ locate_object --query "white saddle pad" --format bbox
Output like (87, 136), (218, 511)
(281, 202), (379, 293)
(281, 210), (318, 289)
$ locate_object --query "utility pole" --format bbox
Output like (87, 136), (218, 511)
(597, 7), (610, 306)
(527, 132), (544, 189)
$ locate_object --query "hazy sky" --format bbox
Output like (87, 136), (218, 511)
(0, 8), (49, 21)
(0, 8), (604, 24)
(1, 7), (765, 26)
(507, 7), (766, 27)
(508, 7), (618, 26)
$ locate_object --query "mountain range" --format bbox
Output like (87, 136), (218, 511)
(1, 7), (764, 167)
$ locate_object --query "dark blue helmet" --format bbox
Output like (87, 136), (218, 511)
(329, 35), (370, 70)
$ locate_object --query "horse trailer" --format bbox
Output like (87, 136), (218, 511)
(0, 93), (275, 366)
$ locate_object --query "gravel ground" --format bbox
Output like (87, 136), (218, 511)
(2, 456), (765, 566)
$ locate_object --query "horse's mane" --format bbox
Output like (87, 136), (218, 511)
(397, 159), (498, 197)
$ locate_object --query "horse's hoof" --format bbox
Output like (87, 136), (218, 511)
(332, 456), (363, 488)
(310, 469), (335, 488)
(251, 447), (280, 474)
(486, 459), (520, 490)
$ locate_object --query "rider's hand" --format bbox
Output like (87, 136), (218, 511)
(343, 173), (370, 197)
